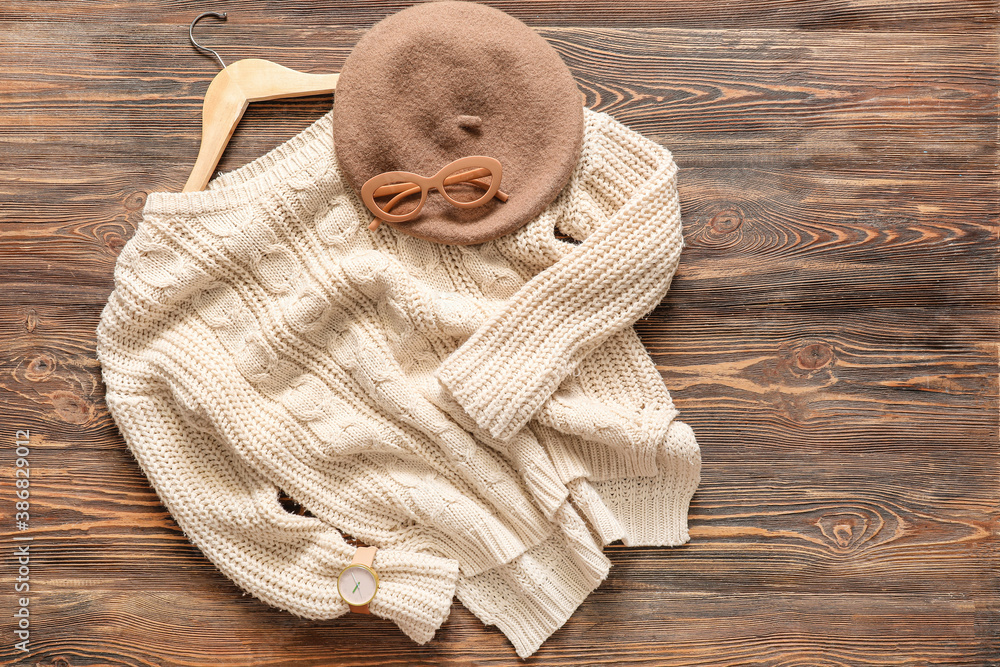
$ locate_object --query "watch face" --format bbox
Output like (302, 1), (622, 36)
(337, 564), (379, 607)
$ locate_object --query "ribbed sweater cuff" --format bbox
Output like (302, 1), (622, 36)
(368, 548), (461, 644)
(575, 467), (698, 547)
(549, 420), (701, 547)
(456, 503), (611, 659)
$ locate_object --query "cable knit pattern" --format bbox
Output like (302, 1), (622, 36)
(95, 105), (701, 658)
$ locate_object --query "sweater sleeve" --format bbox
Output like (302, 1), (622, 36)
(103, 389), (460, 645)
(433, 146), (683, 443)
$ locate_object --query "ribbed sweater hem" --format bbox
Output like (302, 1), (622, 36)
(455, 503), (611, 659)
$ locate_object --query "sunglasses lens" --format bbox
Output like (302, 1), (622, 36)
(442, 166), (493, 205)
(372, 180), (423, 218)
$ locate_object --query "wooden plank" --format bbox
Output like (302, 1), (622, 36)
(3, 303), (997, 432)
(0, 590), (992, 666)
(0, 0), (997, 30)
(4, 238), (995, 309)
(15, 476), (995, 593)
(1, 27), (994, 160)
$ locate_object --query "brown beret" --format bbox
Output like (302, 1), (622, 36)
(332, 0), (584, 246)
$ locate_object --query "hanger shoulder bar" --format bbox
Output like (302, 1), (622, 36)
(182, 59), (339, 193)
(228, 58), (339, 102)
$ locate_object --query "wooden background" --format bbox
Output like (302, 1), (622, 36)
(1, 1), (997, 665)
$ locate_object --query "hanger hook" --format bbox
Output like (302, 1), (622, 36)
(189, 11), (228, 70)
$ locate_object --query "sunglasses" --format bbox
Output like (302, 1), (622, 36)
(361, 155), (510, 231)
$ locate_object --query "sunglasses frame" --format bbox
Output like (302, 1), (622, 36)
(361, 155), (504, 224)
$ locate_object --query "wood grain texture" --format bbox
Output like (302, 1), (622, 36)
(0, 0), (997, 29)
(1, 1), (997, 665)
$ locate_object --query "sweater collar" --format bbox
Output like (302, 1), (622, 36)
(140, 106), (648, 235)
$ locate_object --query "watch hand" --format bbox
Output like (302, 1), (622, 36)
(352, 581), (360, 594)
(350, 572), (361, 596)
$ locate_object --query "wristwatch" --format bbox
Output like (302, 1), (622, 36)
(337, 546), (379, 614)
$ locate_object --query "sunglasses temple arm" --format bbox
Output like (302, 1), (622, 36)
(465, 178), (509, 201)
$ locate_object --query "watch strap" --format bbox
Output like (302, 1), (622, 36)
(348, 546), (378, 614)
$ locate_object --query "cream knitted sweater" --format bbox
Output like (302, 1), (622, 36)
(95, 105), (701, 659)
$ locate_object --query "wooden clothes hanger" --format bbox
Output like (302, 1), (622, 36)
(183, 11), (340, 192)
